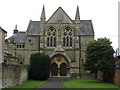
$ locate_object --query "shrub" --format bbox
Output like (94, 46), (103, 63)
(85, 38), (115, 81)
(28, 53), (51, 80)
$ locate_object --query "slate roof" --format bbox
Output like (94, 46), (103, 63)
(8, 32), (26, 44)
(26, 21), (41, 35)
(79, 20), (94, 36)
(26, 20), (94, 36)
(8, 7), (94, 43)
(26, 7), (94, 36)
(26, 20), (94, 35)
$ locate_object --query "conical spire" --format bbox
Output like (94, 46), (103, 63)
(75, 6), (80, 23)
(13, 24), (18, 35)
(40, 5), (46, 21)
(15, 24), (17, 30)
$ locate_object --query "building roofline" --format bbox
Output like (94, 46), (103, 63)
(0, 26), (7, 33)
(47, 7), (73, 23)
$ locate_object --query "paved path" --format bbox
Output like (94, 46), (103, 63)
(35, 77), (69, 89)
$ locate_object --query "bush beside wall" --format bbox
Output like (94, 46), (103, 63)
(28, 53), (51, 80)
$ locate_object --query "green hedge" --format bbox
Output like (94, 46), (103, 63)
(28, 53), (51, 80)
(4, 55), (18, 59)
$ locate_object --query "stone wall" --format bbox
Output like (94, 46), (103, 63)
(0, 28), (6, 63)
(2, 63), (28, 88)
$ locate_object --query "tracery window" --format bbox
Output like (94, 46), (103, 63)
(47, 27), (56, 47)
(63, 27), (72, 47)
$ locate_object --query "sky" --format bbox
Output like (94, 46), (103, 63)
(0, 0), (119, 50)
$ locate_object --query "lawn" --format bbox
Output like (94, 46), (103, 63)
(63, 78), (119, 90)
(2, 80), (47, 89)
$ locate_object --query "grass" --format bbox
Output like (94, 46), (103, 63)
(2, 80), (47, 89)
(63, 78), (119, 90)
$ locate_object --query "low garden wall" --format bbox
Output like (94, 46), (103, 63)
(2, 63), (28, 88)
(114, 69), (120, 85)
(97, 69), (120, 85)
(97, 58), (120, 85)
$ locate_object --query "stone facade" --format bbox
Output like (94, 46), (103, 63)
(0, 27), (7, 89)
(6, 6), (94, 77)
(0, 27), (7, 63)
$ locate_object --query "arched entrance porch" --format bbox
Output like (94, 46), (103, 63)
(51, 54), (70, 77)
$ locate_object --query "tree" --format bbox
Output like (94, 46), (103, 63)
(85, 38), (115, 81)
(28, 53), (51, 80)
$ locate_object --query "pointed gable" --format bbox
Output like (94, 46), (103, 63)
(47, 7), (73, 24)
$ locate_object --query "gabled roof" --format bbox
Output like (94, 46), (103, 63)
(47, 7), (73, 24)
(8, 32), (26, 44)
(79, 20), (94, 36)
(27, 21), (41, 35)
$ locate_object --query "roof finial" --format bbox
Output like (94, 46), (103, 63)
(15, 24), (17, 30)
(13, 24), (18, 35)
(75, 6), (80, 23)
(40, 5), (46, 21)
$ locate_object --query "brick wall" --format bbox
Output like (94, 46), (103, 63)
(97, 69), (120, 85)
(114, 69), (120, 85)
(97, 71), (103, 81)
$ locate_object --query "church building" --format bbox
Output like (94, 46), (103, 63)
(6, 6), (94, 77)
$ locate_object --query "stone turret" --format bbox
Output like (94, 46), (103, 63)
(75, 6), (80, 23)
(13, 25), (18, 35)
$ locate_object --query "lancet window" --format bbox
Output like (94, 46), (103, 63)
(47, 27), (56, 47)
(63, 27), (72, 47)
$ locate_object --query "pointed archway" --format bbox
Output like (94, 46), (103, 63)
(51, 54), (70, 77)
(60, 63), (67, 76)
(51, 63), (58, 76)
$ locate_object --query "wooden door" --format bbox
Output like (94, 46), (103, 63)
(60, 63), (67, 76)
(51, 63), (58, 76)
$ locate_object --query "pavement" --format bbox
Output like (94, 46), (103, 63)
(34, 77), (70, 90)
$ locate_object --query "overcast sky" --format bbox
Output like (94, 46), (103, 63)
(0, 0), (119, 50)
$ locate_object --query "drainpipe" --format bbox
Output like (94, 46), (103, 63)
(38, 35), (40, 53)
(79, 35), (81, 78)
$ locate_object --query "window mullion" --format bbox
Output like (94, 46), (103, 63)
(52, 36), (54, 47)
(69, 36), (70, 47)
(65, 37), (67, 47)
(49, 36), (51, 47)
